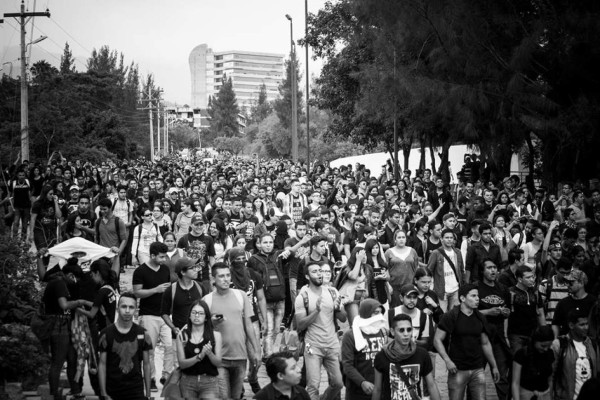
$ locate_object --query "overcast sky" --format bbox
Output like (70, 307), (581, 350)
(1, 0), (327, 104)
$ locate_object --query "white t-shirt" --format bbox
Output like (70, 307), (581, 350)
(443, 249), (460, 294)
(574, 340), (591, 398)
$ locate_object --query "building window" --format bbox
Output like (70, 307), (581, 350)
(215, 63), (223, 68)
(215, 55), (223, 60)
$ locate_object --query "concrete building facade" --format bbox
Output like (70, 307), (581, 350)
(189, 44), (284, 110)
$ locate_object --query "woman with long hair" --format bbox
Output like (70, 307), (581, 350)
(492, 213), (513, 262)
(29, 184), (62, 249)
(273, 220), (289, 251)
(365, 238), (390, 305)
(75, 259), (119, 330)
(208, 218), (232, 263)
(162, 200), (177, 224)
(29, 165), (45, 199)
(385, 230), (420, 293)
(152, 204), (172, 235)
(338, 247), (373, 326)
(406, 217), (429, 266)
(252, 197), (266, 223)
(163, 231), (186, 282)
(131, 206), (164, 266)
(511, 326), (554, 400)
(176, 300), (222, 399)
(343, 216), (366, 259)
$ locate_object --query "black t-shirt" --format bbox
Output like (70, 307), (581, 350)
(160, 282), (203, 330)
(424, 238), (442, 263)
(93, 286), (117, 331)
(513, 347), (554, 391)
(132, 263), (171, 316)
(438, 310), (487, 370)
(177, 233), (215, 282)
(284, 237), (310, 280)
(98, 323), (152, 399)
(230, 268), (263, 322)
(43, 277), (71, 315)
(373, 346), (433, 400)
(65, 210), (96, 241)
(552, 294), (597, 336)
(477, 282), (509, 339)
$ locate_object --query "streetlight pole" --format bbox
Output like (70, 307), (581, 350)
(305, 0), (310, 171)
(286, 14), (298, 162)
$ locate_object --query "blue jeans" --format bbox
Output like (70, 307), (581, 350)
(448, 368), (486, 400)
(12, 207), (30, 237)
(180, 373), (219, 399)
(304, 343), (343, 400)
(218, 359), (247, 399)
(138, 315), (173, 380)
(264, 300), (285, 357)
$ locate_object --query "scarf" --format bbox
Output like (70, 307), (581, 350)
(383, 337), (417, 363)
(352, 314), (389, 351)
(231, 260), (251, 292)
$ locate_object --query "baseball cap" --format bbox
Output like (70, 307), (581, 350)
(400, 284), (418, 297)
(174, 258), (195, 275)
(191, 214), (206, 225)
(168, 187), (179, 194)
(69, 185), (79, 191)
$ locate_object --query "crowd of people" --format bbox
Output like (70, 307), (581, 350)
(2, 151), (600, 400)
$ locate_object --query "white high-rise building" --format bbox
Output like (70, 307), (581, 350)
(189, 44), (284, 110)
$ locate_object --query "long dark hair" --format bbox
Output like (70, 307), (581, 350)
(365, 239), (387, 268)
(185, 300), (216, 347)
(90, 259), (118, 289)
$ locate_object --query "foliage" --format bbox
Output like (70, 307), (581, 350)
(0, 323), (50, 385)
(213, 136), (247, 156)
(169, 124), (198, 151)
(0, 43), (156, 163)
(207, 75), (240, 137)
(273, 56), (304, 130)
(0, 236), (49, 385)
(249, 83), (272, 125)
(303, 0), (600, 187)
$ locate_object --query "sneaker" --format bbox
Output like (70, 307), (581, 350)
(250, 381), (261, 394)
(150, 379), (158, 392)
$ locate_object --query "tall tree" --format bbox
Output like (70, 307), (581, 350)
(273, 56), (304, 130)
(250, 83), (272, 123)
(59, 42), (76, 74)
(207, 75), (240, 137)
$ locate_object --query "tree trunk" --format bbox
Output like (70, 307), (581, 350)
(429, 136), (437, 173)
(419, 136), (426, 172)
(525, 133), (536, 192)
(439, 142), (451, 182)
(402, 136), (412, 171)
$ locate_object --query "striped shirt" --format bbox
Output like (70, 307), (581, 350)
(538, 275), (569, 324)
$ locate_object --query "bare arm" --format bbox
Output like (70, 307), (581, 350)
(256, 288), (268, 331)
(98, 352), (110, 398)
(371, 369), (382, 400)
(424, 372), (441, 400)
(433, 328), (457, 374)
(511, 361), (522, 400)
(143, 349), (151, 397)
(481, 332), (499, 382)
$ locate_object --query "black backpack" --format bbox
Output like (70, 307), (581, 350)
(253, 254), (286, 302)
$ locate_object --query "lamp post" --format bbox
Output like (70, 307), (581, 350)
(285, 14), (298, 162)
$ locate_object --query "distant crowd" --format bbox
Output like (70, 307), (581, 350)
(2, 150), (600, 400)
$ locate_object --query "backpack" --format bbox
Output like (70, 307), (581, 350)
(111, 198), (131, 211)
(99, 284), (119, 324)
(95, 216), (122, 244)
(135, 222), (160, 257)
(203, 289), (245, 313)
(253, 254), (286, 302)
(169, 281), (203, 315)
(297, 286), (339, 342)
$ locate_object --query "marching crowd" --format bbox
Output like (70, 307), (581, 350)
(2, 151), (600, 400)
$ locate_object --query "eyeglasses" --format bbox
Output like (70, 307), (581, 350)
(190, 311), (205, 316)
(144, 213), (152, 217)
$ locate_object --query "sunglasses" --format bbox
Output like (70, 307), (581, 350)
(144, 213), (152, 217)
(396, 327), (413, 333)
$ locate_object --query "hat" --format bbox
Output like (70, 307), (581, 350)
(174, 258), (195, 275)
(228, 247), (246, 262)
(168, 187), (179, 194)
(191, 214), (206, 225)
(565, 269), (587, 283)
(358, 299), (384, 319)
(400, 284), (418, 297)
(548, 242), (562, 251)
(443, 212), (456, 222)
(69, 185), (79, 191)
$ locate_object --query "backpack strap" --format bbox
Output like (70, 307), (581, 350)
(437, 248), (459, 281)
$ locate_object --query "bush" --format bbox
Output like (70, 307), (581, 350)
(0, 235), (48, 387)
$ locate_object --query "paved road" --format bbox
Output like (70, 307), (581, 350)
(30, 266), (499, 399)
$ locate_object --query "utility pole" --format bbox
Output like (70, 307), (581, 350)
(164, 108), (169, 156)
(4, 1), (51, 162)
(149, 85), (154, 161)
(305, 0), (310, 170)
(156, 100), (161, 157)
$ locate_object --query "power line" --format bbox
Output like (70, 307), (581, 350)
(49, 18), (92, 56)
